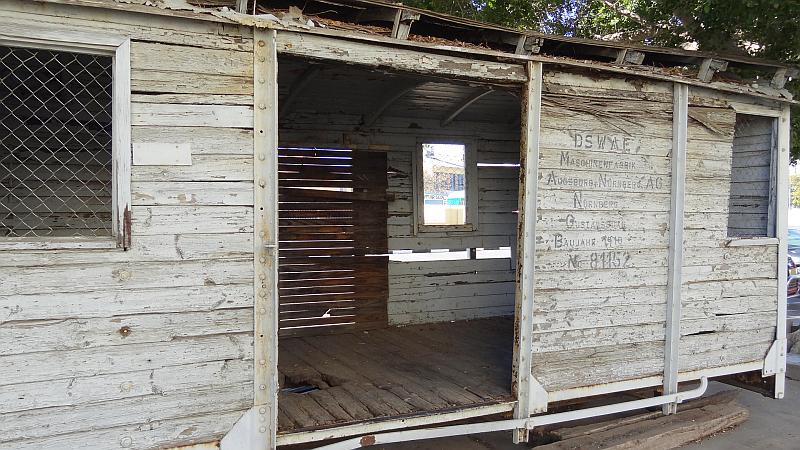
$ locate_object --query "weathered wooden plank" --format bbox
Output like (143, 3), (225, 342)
(0, 0), (253, 51)
(131, 205), (253, 235)
(276, 31), (526, 83)
(132, 70), (254, 95)
(0, 409), (246, 450)
(1, 308), (253, 356)
(131, 103), (253, 128)
(0, 359), (251, 414)
(1, 382), (252, 443)
(132, 154), (253, 181)
(132, 126), (253, 155)
(131, 41), (252, 77)
(1, 260), (252, 296)
(132, 181), (254, 206)
(0, 333), (254, 386)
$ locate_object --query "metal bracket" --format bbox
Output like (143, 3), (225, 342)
(763, 338), (787, 377)
(528, 376), (549, 414)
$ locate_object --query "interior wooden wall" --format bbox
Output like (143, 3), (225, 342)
(278, 65), (521, 326)
(0, 2), (256, 449)
(727, 114), (774, 236)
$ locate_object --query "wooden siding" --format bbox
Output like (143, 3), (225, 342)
(0, 2), (255, 449)
(680, 104), (776, 374)
(531, 70), (673, 393)
(529, 70), (781, 399)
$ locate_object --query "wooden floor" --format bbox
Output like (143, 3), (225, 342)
(277, 317), (514, 433)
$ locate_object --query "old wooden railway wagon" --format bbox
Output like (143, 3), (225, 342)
(1, 0), (795, 448)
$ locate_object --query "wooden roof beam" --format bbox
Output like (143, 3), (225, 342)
(771, 67), (799, 89)
(615, 49), (645, 65)
(356, 6), (419, 40)
(392, 9), (420, 40)
(362, 81), (422, 127)
(441, 87), (494, 127)
(279, 65), (322, 119)
(515, 35), (543, 55)
(698, 58), (728, 82)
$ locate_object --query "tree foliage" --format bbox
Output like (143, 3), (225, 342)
(405, 0), (800, 160)
(791, 175), (800, 207)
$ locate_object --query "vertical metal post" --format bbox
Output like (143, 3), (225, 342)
(663, 82), (688, 415)
(512, 61), (543, 443)
(774, 105), (790, 399)
(254, 27), (279, 449)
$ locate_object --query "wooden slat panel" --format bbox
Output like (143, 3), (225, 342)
(277, 149), (388, 336)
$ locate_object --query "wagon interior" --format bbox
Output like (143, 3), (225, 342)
(276, 55), (523, 434)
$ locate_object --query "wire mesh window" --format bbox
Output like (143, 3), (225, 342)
(0, 45), (114, 238)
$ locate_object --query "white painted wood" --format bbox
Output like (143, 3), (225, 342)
(5, 382), (251, 443)
(132, 103), (254, 128)
(114, 38), (133, 249)
(726, 237), (779, 247)
(133, 126), (253, 155)
(513, 61), (543, 443)
(0, 237), (118, 251)
(275, 31), (527, 83)
(131, 41), (253, 77)
(663, 82), (687, 415)
(774, 104), (790, 398)
(0, 27), (131, 251)
(0, 23), (124, 55)
(133, 142), (192, 165)
(132, 181), (253, 206)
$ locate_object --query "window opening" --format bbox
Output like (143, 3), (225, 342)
(421, 143), (467, 226)
(727, 114), (776, 238)
(0, 45), (113, 238)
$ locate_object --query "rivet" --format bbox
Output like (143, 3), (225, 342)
(259, 153), (266, 161)
(259, 78), (266, 84)
(258, 40), (266, 47)
(260, 426), (267, 433)
(260, 273), (267, 280)
(260, 384), (267, 390)
(259, 291), (267, 298)
(259, 179), (266, 187)
(258, 103), (266, 110)
(120, 436), (133, 448)
(259, 56), (266, 62)
(259, 359), (267, 365)
(259, 256), (266, 263)
(260, 308), (267, 314)
(260, 407), (267, 414)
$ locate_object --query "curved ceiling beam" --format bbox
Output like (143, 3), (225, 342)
(279, 65), (321, 119)
(441, 87), (493, 127)
(362, 81), (422, 127)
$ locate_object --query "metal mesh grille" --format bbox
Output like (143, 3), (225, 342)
(0, 45), (113, 238)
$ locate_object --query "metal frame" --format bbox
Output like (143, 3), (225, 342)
(511, 60), (544, 443)
(0, 29), (131, 251)
(663, 82), (688, 414)
(314, 378), (708, 450)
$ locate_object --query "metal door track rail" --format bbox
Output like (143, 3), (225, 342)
(315, 377), (709, 450)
